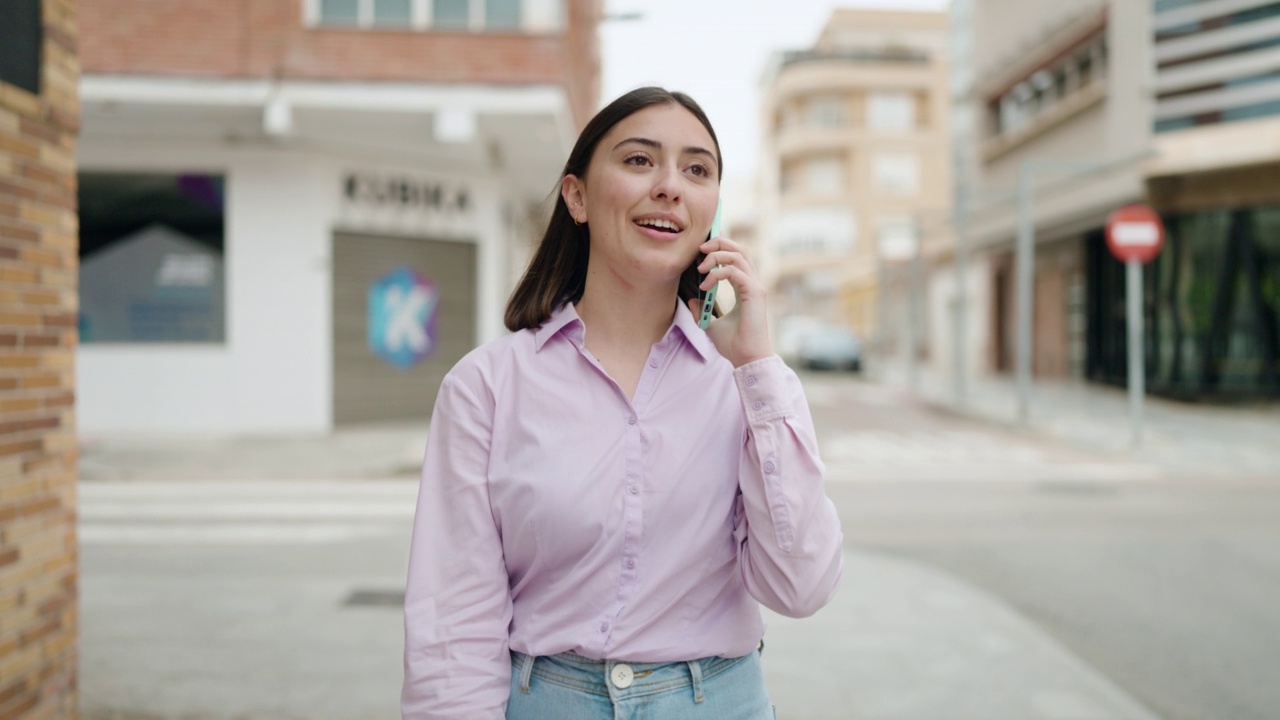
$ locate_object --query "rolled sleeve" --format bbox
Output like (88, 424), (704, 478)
(402, 373), (512, 719)
(732, 356), (844, 618)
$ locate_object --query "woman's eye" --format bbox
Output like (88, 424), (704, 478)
(689, 163), (711, 178)
(624, 154), (650, 166)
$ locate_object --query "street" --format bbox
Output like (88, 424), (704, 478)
(78, 373), (1280, 720)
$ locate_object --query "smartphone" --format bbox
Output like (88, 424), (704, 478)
(698, 200), (724, 330)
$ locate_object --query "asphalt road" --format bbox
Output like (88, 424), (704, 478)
(808, 371), (1280, 720)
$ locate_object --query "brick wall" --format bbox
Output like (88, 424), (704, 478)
(80, 0), (601, 127)
(0, 0), (81, 717)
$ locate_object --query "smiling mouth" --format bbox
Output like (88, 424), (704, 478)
(634, 219), (683, 234)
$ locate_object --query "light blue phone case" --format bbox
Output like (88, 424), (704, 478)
(698, 200), (724, 329)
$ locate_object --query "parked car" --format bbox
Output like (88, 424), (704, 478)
(796, 325), (862, 372)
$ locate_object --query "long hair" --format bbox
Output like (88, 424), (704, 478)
(504, 87), (724, 332)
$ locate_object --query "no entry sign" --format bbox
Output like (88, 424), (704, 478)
(1106, 204), (1165, 264)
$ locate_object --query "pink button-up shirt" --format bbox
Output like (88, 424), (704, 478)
(401, 302), (843, 718)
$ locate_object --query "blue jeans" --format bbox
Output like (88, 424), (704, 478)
(507, 648), (776, 720)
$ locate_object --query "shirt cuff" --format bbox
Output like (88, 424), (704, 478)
(733, 355), (795, 423)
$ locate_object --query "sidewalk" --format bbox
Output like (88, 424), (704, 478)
(873, 361), (1280, 482)
(79, 420), (430, 482)
(79, 480), (1168, 720)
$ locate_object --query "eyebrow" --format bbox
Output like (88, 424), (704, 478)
(613, 137), (719, 167)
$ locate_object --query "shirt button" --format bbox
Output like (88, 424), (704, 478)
(628, 484), (640, 495)
(611, 663), (634, 689)
(625, 557), (636, 569)
(649, 359), (660, 368)
(763, 460), (776, 474)
(627, 415), (637, 425)
(753, 401), (764, 411)
(746, 375), (758, 387)
(599, 622), (608, 634)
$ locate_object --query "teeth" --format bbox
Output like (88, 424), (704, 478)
(637, 219), (679, 231)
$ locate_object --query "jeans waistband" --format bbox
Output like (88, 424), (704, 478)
(511, 649), (757, 701)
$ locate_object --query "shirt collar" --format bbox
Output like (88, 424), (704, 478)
(533, 301), (716, 362)
(533, 302), (585, 352)
(668, 301), (716, 362)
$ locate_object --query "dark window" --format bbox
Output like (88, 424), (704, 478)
(78, 173), (227, 344)
(373, 0), (412, 26)
(0, 0), (42, 95)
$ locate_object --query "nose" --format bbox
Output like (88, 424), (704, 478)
(651, 165), (682, 203)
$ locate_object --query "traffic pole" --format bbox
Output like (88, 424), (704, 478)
(1127, 258), (1144, 447)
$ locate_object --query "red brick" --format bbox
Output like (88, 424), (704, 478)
(42, 392), (74, 409)
(21, 333), (60, 348)
(0, 417), (61, 436)
(0, 133), (41, 160)
(0, 178), (39, 202)
(18, 119), (61, 145)
(0, 221), (39, 244)
(0, 679), (27, 707)
(19, 496), (61, 518)
(0, 691), (38, 719)
(0, 547), (17, 568)
(0, 440), (43, 457)
(42, 312), (76, 328)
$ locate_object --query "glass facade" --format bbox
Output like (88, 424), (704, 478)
(1086, 205), (1280, 398)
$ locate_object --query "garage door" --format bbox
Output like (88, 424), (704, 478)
(332, 232), (476, 424)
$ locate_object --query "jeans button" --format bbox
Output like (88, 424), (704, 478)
(611, 663), (634, 689)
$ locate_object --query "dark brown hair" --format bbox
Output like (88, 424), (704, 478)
(503, 87), (723, 332)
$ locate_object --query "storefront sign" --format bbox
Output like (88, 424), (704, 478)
(368, 267), (439, 369)
(344, 173), (469, 214)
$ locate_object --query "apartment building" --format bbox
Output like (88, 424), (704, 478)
(757, 9), (951, 354)
(961, 0), (1279, 399)
(75, 0), (601, 434)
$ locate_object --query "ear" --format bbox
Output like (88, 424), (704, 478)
(561, 174), (587, 224)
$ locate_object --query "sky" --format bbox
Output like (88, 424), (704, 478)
(600, 0), (949, 197)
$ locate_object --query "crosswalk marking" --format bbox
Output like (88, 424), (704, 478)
(80, 480), (419, 546)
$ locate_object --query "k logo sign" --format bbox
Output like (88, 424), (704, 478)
(368, 267), (439, 369)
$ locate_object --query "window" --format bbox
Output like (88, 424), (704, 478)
(876, 216), (918, 261)
(806, 157), (845, 195)
(78, 173), (226, 344)
(374, 0), (412, 25)
(868, 92), (916, 133)
(873, 153), (920, 195)
(313, 0), (527, 30)
(0, 0), (42, 95)
(993, 33), (1107, 136)
(806, 95), (847, 129)
(320, 0), (360, 24)
(433, 0), (470, 28)
(486, 0), (522, 30)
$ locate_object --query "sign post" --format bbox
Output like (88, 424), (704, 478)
(1105, 205), (1166, 447)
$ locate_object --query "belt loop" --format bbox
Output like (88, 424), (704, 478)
(518, 652), (535, 694)
(687, 659), (705, 703)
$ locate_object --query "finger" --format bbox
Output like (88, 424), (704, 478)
(698, 250), (739, 273)
(701, 235), (752, 259)
(701, 264), (764, 298)
(698, 250), (757, 279)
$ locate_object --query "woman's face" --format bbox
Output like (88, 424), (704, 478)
(563, 103), (720, 291)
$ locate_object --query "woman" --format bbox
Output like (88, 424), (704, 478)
(402, 87), (843, 719)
